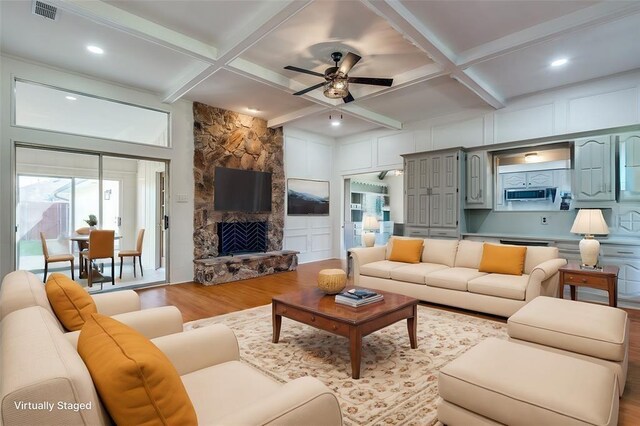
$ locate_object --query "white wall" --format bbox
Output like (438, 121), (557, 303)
(283, 128), (338, 263)
(384, 173), (404, 223)
(0, 55), (194, 283)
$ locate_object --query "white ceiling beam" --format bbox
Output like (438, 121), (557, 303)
(268, 105), (328, 128)
(163, 0), (313, 103)
(54, 0), (217, 63)
(341, 104), (402, 130)
(363, 0), (505, 109)
(458, 2), (640, 69)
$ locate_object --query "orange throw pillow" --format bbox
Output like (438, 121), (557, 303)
(78, 314), (198, 426)
(45, 273), (97, 331)
(388, 239), (424, 263)
(478, 243), (527, 276)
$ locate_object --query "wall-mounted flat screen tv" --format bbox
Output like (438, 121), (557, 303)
(214, 167), (272, 212)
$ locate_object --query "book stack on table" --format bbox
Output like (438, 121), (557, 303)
(335, 288), (384, 307)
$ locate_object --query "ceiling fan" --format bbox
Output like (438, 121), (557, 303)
(284, 51), (393, 103)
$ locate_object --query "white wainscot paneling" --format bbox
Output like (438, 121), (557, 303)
(284, 215), (309, 230)
(338, 138), (373, 171)
(568, 87), (639, 132)
(284, 233), (307, 253)
(285, 136), (308, 177)
(432, 117), (484, 149)
(377, 133), (414, 167)
(495, 104), (554, 143)
(310, 216), (332, 228)
(307, 141), (332, 179)
(311, 231), (331, 252)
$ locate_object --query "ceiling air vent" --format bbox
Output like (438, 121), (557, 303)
(32, 1), (58, 21)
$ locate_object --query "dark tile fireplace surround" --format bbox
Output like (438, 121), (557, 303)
(217, 221), (268, 256)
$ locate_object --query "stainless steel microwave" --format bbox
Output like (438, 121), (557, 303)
(505, 187), (557, 202)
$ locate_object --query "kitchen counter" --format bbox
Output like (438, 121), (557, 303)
(462, 232), (639, 246)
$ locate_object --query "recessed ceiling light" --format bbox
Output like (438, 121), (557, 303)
(331, 121), (341, 127)
(86, 45), (104, 55)
(246, 107), (259, 113)
(550, 58), (568, 67)
(524, 153), (540, 163)
(65, 96), (77, 101)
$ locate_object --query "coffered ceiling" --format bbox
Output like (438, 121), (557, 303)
(2, 0), (640, 137)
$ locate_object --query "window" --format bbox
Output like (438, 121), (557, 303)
(14, 80), (169, 146)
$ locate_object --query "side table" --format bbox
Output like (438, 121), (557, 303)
(559, 263), (619, 307)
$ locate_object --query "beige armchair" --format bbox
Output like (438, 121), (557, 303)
(1, 306), (343, 426)
(0, 270), (183, 339)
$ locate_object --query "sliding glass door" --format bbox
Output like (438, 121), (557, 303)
(15, 146), (168, 290)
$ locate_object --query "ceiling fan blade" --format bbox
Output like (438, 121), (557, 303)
(292, 82), (325, 96)
(348, 77), (393, 87)
(339, 52), (361, 75)
(342, 92), (355, 103)
(284, 65), (325, 78)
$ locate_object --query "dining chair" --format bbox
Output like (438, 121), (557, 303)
(81, 230), (115, 288)
(118, 229), (145, 279)
(75, 227), (91, 276)
(40, 233), (74, 281)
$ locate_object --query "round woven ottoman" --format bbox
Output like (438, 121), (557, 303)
(317, 269), (347, 294)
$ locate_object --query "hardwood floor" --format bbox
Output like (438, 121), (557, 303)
(137, 259), (640, 424)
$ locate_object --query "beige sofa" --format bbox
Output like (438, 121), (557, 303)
(1, 305), (343, 425)
(351, 238), (566, 317)
(0, 270), (183, 339)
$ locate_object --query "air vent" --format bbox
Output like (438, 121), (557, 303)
(32, 1), (58, 21)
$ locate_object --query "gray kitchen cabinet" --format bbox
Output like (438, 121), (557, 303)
(465, 150), (493, 209)
(403, 149), (462, 237)
(503, 170), (553, 189)
(574, 136), (615, 201)
(618, 132), (640, 201)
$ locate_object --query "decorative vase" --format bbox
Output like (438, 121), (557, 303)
(317, 269), (347, 294)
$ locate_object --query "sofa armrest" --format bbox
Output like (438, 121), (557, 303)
(351, 246), (387, 284)
(64, 305), (185, 347)
(151, 324), (240, 375)
(525, 258), (568, 300)
(215, 376), (342, 426)
(92, 290), (141, 315)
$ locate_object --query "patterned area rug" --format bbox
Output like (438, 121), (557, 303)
(185, 304), (507, 426)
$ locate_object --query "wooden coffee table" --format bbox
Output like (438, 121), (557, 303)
(272, 288), (418, 379)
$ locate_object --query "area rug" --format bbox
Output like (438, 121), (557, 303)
(185, 304), (507, 426)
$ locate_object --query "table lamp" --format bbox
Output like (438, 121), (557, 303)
(362, 215), (379, 247)
(570, 209), (609, 268)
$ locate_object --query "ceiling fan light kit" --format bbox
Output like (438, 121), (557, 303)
(285, 51), (393, 103)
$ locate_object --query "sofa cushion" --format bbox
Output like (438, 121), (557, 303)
(390, 263), (448, 284)
(479, 244), (527, 276)
(45, 273), (97, 331)
(523, 246), (560, 274)
(359, 260), (409, 279)
(453, 240), (484, 269)
(0, 270), (57, 321)
(468, 273), (530, 300)
(181, 360), (281, 424)
(438, 338), (618, 426)
(388, 239), (424, 263)
(422, 238), (459, 267)
(78, 314), (198, 426)
(426, 267), (487, 291)
(508, 297), (628, 362)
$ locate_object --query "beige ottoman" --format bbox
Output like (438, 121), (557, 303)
(508, 296), (629, 395)
(438, 338), (618, 426)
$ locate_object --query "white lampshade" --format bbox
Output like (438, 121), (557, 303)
(570, 209), (608, 267)
(570, 209), (609, 236)
(362, 215), (380, 231)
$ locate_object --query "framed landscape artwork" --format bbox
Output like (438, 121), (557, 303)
(287, 178), (330, 215)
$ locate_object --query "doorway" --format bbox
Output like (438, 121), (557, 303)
(15, 146), (168, 291)
(343, 170), (404, 252)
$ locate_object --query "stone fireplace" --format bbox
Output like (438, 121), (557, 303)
(192, 103), (297, 285)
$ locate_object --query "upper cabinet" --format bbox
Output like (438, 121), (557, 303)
(465, 150), (493, 209)
(618, 132), (640, 201)
(573, 136), (615, 201)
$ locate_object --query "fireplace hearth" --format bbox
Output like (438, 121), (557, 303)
(218, 221), (268, 256)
